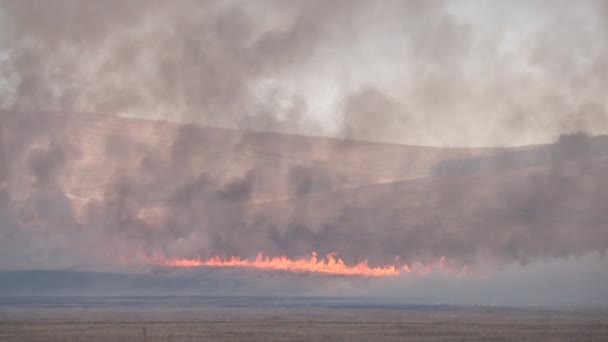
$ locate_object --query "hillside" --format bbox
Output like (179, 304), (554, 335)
(2, 111), (497, 204)
(1, 111), (607, 269)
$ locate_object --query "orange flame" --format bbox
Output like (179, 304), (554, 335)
(156, 252), (400, 277)
(149, 252), (469, 278)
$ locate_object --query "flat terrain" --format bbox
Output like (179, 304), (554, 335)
(1, 297), (607, 341)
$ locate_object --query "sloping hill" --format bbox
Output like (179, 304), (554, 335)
(2, 111), (606, 270)
(2, 111), (498, 204)
(244, 157), (608, 265)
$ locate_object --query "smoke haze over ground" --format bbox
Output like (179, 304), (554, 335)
(1, 1), (608, 308)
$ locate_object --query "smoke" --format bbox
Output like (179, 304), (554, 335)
(0, 1), (607, 306)
(1, 109), (607, 272)
(1, 0), (608, 146)
(0, 0), (348, 134)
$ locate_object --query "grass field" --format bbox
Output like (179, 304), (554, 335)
(1, 297), (607, 341)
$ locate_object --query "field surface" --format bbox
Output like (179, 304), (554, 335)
(1, 297), (607, 341)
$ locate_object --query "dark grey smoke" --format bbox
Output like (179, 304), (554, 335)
(1, 110), (607, 271)
(0, 1), (608, 307)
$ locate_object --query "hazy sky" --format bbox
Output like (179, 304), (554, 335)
(1, 0), (607, 146)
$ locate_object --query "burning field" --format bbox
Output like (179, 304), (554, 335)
(2, 0), (608, 340)
(154, 252), (401, 277)
(2, 110), (608, 305)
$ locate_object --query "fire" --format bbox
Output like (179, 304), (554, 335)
(149, 252), (468, 278)
(156, 252), (400, 277)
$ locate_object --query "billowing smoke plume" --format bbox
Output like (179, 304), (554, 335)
(0, 1), (608, 272)
(1, 110), (608, 271)
(2, 0), (608, 146)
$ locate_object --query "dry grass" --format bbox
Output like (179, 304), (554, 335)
(2, 305), (607, 341)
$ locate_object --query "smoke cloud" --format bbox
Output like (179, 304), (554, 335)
(1, 0), (608, 146)
(0, 1), (607, 306)
(1, 110), (607, 271)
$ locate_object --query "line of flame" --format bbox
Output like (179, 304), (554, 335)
(157, 252), (400, 277)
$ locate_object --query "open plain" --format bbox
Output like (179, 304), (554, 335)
(1, 297), (608, 341)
